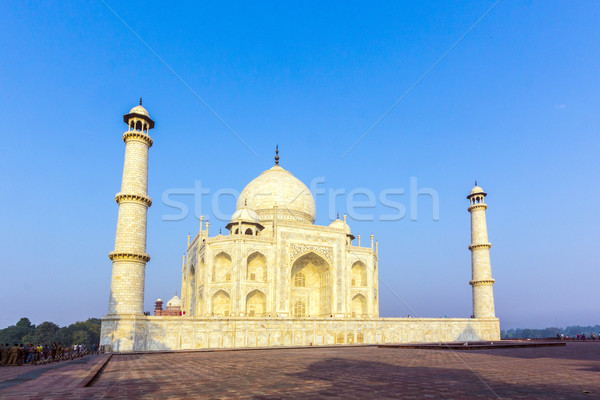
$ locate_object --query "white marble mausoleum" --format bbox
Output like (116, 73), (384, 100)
(100, 102), (500, 352)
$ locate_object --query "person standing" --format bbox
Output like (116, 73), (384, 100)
(7, 344), (19, 365)
(51, 342), (57, 360)
(1, 343), (9, 366)
(17, 344), (25, 365)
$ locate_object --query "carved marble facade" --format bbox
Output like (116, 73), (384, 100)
(181, 203), (378, 320)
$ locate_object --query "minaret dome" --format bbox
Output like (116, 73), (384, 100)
(123, 98), (155, 132)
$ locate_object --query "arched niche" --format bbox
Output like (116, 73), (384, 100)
(246, 289), (266, 317)
(247, 252), (266, 281)
(351, 261), (367, 287)
(212, 252), (232, 282)
(212, 290), (231, 317)
(351, 294), (367, 317)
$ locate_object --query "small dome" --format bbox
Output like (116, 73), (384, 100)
(231, 207), (260, 224)
(329, 218), (351, 235)
(123, 101), (154, 129)
(470, 185), (484, 195)
(238, 165), (316, 224)
(166, 294), (181, 308)
(156, 297), (162, 302)
(129, 104), (149, 117)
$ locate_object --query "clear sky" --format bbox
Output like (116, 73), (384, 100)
(1, 1), (598, 330)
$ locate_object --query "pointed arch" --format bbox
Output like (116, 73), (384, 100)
(212, 290), (231, 317)
(351, 261), (367, 287)
(188, 264), (196, 316)
(351, 294), (367, 317)
(213, 252), (232, 282)
(196, 289), (204, 317)
(245, 289), (266, 317)
(247, 252), (266, 282)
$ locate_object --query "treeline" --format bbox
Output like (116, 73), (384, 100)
(0, 318), (100, 347)
(502, 325), (600, 339)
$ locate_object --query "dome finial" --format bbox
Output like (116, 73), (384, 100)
(275, 145), (279, 165)
(337, 212), (339, 219)
(139, 97), (142, 106)
(475, 180), (478, 186)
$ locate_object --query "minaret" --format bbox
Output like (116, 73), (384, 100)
(467, 182), (496, 318)
(107, 99), (155, 316)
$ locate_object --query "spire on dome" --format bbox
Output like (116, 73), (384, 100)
(139, 97), (143, 106)
(275, 145), (279, 165)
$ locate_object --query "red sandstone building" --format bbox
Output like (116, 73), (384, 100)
(154, 294), (182, 316)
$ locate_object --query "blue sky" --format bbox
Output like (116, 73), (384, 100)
(1, 1), (598, 330)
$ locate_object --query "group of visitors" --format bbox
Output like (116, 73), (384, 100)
(557, 333), (599, 341)
(0, 342), (98, 366)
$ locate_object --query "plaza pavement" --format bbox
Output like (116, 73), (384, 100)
(0, 342), (598, 399)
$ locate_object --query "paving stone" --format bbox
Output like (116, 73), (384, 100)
(0, 342), (599, 398)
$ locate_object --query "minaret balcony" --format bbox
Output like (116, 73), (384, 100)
(468, 243), (492, 250)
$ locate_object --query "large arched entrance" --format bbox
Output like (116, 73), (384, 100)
(290, 252), (331, 317)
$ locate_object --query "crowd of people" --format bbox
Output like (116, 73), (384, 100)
(557, 332), (599, 341)
(0, 342), (99, 366)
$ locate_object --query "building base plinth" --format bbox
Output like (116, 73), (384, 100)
(100, 316), (500, 353)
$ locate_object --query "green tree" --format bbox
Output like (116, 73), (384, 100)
(72, 330), (91, 345)
(51, 327), (72, 345)
(0, 318), (102, 347)
(0, 317), (35, 344)
(34, 322), (59, 344)
(0, 326), (22, 345)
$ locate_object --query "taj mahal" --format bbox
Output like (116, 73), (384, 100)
(100, 101), (500, 352)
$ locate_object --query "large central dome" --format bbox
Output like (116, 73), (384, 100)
(237, 165), (316, 224)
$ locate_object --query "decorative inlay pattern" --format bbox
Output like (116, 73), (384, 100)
(290, 243), (333, 262)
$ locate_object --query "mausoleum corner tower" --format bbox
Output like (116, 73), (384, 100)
(467, 183), (496, 318)
(107, 99), (154, 316)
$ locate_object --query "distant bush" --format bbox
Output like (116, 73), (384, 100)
(502, 325), (600, 339)
(0, 317), (100, 347)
